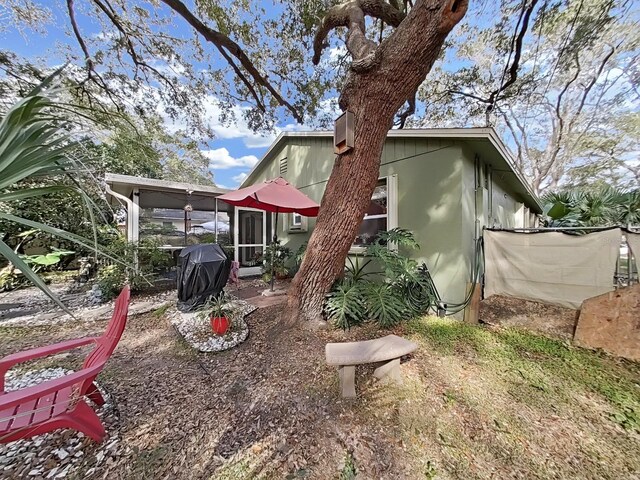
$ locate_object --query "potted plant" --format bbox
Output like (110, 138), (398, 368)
(207, 294), (232, 335)
(262, 241), (292, 281)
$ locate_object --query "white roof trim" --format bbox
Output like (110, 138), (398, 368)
(105, 173), (230, 195)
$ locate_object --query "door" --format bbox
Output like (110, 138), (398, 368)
(234, 207), (267, 274)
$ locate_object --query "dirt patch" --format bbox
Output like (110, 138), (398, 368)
(480, 294), (579, 340)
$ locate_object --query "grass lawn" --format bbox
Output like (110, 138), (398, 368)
(0, 306), (638, 479)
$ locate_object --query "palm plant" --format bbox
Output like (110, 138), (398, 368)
(616, 190), (640, 226)
(0, 71), (123, 311)
(543, 186), (640, 227)
(325, 228), (437, 329)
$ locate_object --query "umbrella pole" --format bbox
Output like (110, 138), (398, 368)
(270, 211), (278, 292)
(215, 198), (219, 243)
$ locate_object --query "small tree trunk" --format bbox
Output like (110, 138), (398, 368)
(288, 0), (468, 323)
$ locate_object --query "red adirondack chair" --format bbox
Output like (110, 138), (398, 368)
(0, 286), (130, 443)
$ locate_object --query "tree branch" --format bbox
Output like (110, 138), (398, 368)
(485, 0), (539, 124)
(66, 0), (121, 111)
(312, 0), (406, 65)
(395, 91), (416, 128)
(89, 0), (183, 101)
(448, 89), (493, 103)
(160, 0), (303, 123)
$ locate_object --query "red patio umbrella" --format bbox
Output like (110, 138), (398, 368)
(217, 177), (320, 290)
(217, 177), (319, 216)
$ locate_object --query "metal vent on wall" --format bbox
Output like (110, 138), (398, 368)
(279, 157), (288, 176)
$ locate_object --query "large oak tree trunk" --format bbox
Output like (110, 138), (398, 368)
(288, 0), (468, 323)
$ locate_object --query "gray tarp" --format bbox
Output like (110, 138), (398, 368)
(484, 229), (621, 309)
(626, 231), (640, 272)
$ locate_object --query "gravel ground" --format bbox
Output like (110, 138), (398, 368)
(170, 297), (257, 352)
(1, 368), (121, 479)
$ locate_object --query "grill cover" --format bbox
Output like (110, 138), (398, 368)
(176, 244), (231, 312)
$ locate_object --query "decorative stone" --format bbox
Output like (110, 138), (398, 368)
(573, 284), (640, 361)
(170, 296), (256, 353)
(55, 448), (69, 461)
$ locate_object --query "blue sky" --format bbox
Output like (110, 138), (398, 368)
(0, 1), (310, 190)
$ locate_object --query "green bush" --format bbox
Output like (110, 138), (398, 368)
(96, 237), (172, 299)
(0, 248), (75, 292)
(262, 240), (292, 278)
(324, 228), (437, 329)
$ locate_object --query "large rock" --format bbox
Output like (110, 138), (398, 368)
(573, 285), (640, 361)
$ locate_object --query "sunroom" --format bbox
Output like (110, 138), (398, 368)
(105, 173), (277, 276)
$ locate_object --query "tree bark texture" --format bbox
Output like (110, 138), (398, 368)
(288, 0), (468, 323)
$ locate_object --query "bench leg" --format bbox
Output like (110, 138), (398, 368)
(373, 358), (402, 385)
(338, 365), (356, 398)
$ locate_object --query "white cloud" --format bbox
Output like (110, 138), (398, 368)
(199, 96), (309, 148)
(232, 172), (248, 184)
(202, 147), (259, 170)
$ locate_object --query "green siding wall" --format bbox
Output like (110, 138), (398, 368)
(246, 135), (525, 308)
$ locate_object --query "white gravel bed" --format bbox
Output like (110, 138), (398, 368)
(0, 368), (120, 479)
(0, 290), (174, 328)
(170, 297), (257, 353)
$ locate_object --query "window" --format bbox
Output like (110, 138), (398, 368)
(288, 212), (306, 232)
(353, 178), (390, 247)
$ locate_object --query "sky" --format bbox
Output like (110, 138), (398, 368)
(0, 1), (316, 190)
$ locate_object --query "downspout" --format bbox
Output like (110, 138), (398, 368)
(105, 183), (139, 272)
(105, 184), (134, 241)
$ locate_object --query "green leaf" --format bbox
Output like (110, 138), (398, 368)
(363, 283), (407, 328)
(0, 238), (73, 316)
(325, 283), (367, 330)
(545, 201), (571, 220)
(0, 186), (74, 202)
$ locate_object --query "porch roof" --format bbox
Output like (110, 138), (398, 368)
(105, 173), (234, 212)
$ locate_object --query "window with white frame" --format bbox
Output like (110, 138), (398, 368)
(288, 211), (307, 232)
(353, 176), (396, 247)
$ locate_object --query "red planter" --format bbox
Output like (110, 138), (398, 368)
(210, 316), (230, 335)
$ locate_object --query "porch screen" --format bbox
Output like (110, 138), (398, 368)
(484, 228), (621, 309)
(627, 231), (640, 272)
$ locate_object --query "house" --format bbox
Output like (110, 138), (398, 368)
(238, 128), (541, 306)
(105, 128), (541, 306)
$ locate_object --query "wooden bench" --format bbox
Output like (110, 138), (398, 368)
(325, 335), (417, 398)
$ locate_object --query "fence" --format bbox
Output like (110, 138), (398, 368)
(484, 226), (638, 309)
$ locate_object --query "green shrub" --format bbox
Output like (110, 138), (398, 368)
(262, 240), (292, 278)
(324, 228), (437, 329)
(97, 264), (125, 299)
(0, 248), (75, 292)
(96, 237), (172, 299)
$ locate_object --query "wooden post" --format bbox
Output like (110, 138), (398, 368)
(463, 282), (481, 324)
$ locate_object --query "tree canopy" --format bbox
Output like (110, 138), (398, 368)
(417, 0), (640, 193)
(1, 0), (637, 193)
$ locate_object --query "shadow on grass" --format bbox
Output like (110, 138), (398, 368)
(407, 316), (640, 432)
